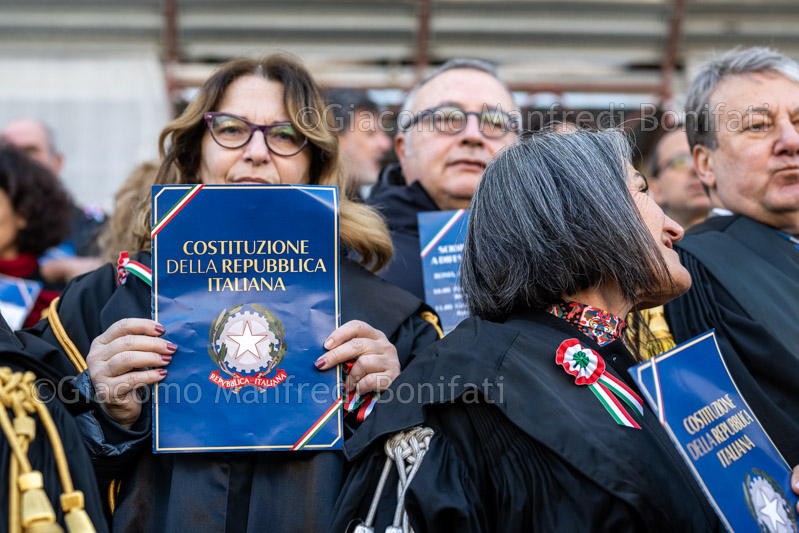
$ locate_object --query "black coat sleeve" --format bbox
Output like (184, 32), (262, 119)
(666, 250), (799, 465)
(390, 308), (441, 369)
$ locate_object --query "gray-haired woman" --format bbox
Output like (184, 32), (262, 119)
(329, 129), (729, 532)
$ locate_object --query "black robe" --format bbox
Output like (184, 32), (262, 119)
(68, 203), (106, 257)
(665, 215), (799, 466)
(330, 311), (722, 532)
(0, 318), (108, 533)
(18, 252), (440, 533)
(367, 165), (439, 300)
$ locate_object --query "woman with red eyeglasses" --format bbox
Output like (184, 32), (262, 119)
(21, 54), (440, 532)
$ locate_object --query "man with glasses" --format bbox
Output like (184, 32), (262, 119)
(368, 59), (519, 299)
(647, 128), (711, 228)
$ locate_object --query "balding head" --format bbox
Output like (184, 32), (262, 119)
(1, 118), (63, 175)
(395, 60), (518, 210)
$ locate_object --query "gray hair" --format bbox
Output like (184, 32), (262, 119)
(461, 129), (672, 321)
(685, 46), (799, 149)
(397, 58), (511, 132)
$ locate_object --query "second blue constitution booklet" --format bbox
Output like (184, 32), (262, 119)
(629, 332), (798, 532)
(151, 184), (342, 453)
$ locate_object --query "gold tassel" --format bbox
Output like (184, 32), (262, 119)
(9, 414), (33, 533)
(10, 455), (20, 533)
(1, 367), (96, 533)
(23, 524), (64, 533)
(18, 471), (62, 532)
(61, 492), (95, 533)
(14, 415), (36, 442)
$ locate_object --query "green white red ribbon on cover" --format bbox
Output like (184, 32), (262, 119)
(420, 209), (466, 258)
(117, 252), (152, 286)
(556, 338), (644, 429)
(292, 366), (381, 450)
(291, 395), (344, 450)
(151, 184), (204, 238)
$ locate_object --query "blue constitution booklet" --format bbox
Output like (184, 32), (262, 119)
(418, 209), (470, 334)
(151, 184), (342, 453)
(629, 331), (798, 532)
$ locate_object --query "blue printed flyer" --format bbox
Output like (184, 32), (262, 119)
(0, 273), (41, 330)
(151, 184), (342, 453)
(630, 331), (798, 532)
(418, 209), (470, 334)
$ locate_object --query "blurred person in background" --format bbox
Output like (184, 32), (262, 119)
(95, 160), (159, 262)
(647, 127), (711, 229)
(368, 59), (520, 299)
(1, 117), (105, 283)
(526, 104), (586, 133)
(326, 88), (392, 200)
(0, 145), (72, 327)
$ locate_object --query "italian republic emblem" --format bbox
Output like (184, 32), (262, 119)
(207, 303), (288, 392)
(743, 468), (798, 533)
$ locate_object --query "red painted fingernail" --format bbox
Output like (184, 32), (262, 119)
(158, 369), (168, 376)
(161, 355), (172, 363)
(314, 358), (325, 369)
(166, 343), (178, 351)
(154, 324), (165, 334)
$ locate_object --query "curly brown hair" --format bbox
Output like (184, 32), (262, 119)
(0, 145), (71, 256)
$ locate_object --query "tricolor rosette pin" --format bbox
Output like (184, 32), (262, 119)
(556, 338), (644, 429)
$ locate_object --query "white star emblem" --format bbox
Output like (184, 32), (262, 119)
(227, 321), (267, 360)
(759, 492), (786, 531)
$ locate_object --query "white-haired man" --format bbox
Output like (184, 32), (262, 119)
(368, 59), (519, 299)
(665, 47), (799, 465)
